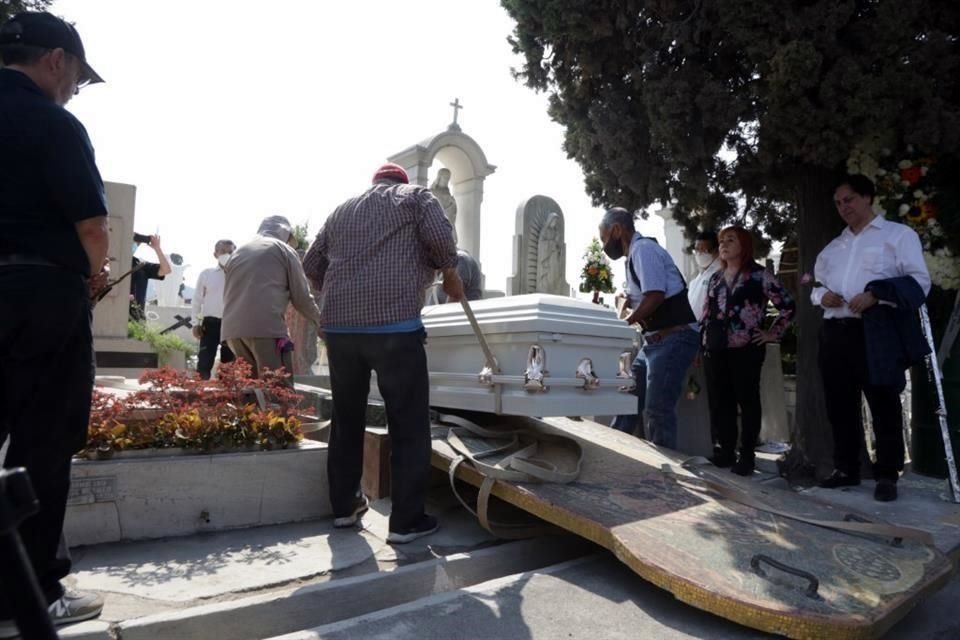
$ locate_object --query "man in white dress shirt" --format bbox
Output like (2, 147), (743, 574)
(812, 174), (930, 502)
(192, 239), (236, 379)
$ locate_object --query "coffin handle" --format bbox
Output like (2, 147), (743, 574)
(616, 350), (636, 393)
(576, 358), (600, 390)
(523, 345), (548, 392)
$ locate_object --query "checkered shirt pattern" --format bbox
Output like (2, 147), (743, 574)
(303, 182), (457, 328)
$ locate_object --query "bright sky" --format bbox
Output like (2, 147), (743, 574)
(53, 0), (665, 297)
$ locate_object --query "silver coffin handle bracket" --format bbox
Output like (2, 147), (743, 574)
(617, 350), (636, 393)
(523, 344), (549, 393)
(576, 358), (600, 390)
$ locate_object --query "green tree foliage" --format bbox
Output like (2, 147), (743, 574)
(0, 0), (51, 24)
(502, 0), (958, 236)
(502, 0), (960, 475)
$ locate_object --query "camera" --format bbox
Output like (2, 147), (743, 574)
(133, 232), (153, 245)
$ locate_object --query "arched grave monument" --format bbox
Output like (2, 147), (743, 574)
(506, 195), (571, 296)
(387, 100), (496, 262)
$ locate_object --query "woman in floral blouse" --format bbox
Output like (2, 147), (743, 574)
(701, 226), (795, 475)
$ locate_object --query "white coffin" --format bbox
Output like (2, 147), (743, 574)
(416, 294), (638, 417)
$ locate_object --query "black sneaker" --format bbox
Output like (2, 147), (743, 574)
(333, 494), (369, 528)
(818, 470), (861, 489)
(387, 514), (439, 544)
(874, 480), (898, 502)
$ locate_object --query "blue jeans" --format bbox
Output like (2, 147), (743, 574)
(611, 328), (700, 449)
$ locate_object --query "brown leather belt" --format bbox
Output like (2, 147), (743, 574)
(643, 323), (692, 344)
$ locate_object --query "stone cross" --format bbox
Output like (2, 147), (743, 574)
(449, 98), (463, 126)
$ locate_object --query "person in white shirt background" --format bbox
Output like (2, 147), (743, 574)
(686, 229), (722, 455)
(192, 239), (237, 379)
(812, 174), (930, 502)
(688, 230), (721, 321)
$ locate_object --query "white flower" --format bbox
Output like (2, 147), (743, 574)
(877, 168), (887, 176)
(899, 204), (910, 215)
(898, 159), (913, 170)
(861, 159), (880, 177)
(921, 166), (929, 176)
(914, 190), (926, 200)
(872, 202), (886, 216)
(907, 144), (915, 153)
(924, 253), (960, 290)
(881, 148), (892, 157)
(902, 181), (912, 188)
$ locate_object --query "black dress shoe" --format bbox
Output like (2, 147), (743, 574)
(731, 458), (755, 477)
(874, 480), (898, 502)
(818, 470), (861, 489)
(709, 449), (735, 468)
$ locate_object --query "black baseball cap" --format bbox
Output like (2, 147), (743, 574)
(0, 12), (103, 85)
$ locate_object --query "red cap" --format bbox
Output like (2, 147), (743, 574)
(372, 163), (409, 184)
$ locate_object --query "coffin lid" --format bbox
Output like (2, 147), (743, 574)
(421, 294), (636, 340)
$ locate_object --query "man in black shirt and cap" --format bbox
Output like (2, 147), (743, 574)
(0, 11), (108, 635)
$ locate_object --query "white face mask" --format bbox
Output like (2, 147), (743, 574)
(217, 254), (231, 268)
(695, 252), (716, 269)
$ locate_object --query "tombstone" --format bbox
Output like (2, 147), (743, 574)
(655, 206), (697, 281)
(387, 103), (496, 265)
(93, 182), (162, 375)
(506, 195), (571, 296)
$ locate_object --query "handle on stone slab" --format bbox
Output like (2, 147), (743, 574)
(750, 554), (820, 599)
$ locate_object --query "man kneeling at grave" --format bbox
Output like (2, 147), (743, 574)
(304, 163), (463, 544)
(221, 215), (322, 386)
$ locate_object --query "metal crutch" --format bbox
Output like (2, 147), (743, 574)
(919, 304), (960, 503)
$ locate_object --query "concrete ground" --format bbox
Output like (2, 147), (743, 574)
(272, 554), (960, 640)
(34, 443), (960, 640)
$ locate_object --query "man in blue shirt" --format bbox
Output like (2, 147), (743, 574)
(0, 11), (108, 634)
(599, 208), (699, 449)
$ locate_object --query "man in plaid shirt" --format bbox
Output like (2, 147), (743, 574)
(304, 163), (463, 544)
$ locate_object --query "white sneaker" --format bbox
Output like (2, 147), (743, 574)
(0, 588), (103, 638)
(48, 588), (104, 625)
(333, 494), (370, 528)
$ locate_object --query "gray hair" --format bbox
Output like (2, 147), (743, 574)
(600, 207), (636, 232)
(256, 215), (293, 242)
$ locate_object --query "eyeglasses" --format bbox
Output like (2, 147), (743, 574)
(65, 52), (92, 95)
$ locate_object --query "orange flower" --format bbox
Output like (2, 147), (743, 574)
(588, 266), (599, 275)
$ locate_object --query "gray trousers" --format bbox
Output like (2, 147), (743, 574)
(227, 337), (294, 386)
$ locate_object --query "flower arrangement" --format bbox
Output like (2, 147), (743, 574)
(848, 145), (960, 289)
(85, 360), (304, 458)
(578, 238), (615, 300)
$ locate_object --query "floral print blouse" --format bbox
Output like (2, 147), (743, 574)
(701, 264), (796, 349)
